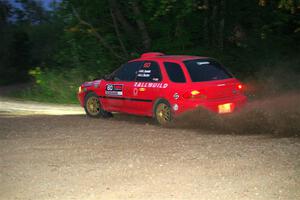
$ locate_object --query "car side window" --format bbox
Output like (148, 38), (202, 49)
(113, 61), (143, 81)
(135, 61), (162, 82)
(164, 62), (186, 83)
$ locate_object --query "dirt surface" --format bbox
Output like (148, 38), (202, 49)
(0, 98), (300, 200)
(0, 97), (84, 116)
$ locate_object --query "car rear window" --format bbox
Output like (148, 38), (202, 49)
(184, 59), (232, 82)
(164, 62), (186, 83)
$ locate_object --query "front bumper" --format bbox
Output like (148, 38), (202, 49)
(77, 92), (85, 107)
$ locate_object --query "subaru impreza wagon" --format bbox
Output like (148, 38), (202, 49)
(78, 52), (247, 125)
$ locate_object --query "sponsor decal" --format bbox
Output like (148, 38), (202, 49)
(143, 62), (151, 68)
(137, 73), (150, 77)
(138, 69), (151, 73)
(134, 82), (168, 88)
(137, 69), (151, 78)
(105, 84), (123, 96)
(113, 84), (123, 90)
(196, 61), (210, 65)
(106, 84), (113, 91)
(133, 88), (138, 96)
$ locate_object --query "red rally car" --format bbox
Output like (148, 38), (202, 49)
(77, 52), (247, 125)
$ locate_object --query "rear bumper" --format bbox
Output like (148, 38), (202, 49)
(173, 94), (247, 115)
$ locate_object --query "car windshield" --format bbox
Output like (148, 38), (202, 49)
(183, 59), (233, 82)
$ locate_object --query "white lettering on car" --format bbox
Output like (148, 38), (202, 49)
(133, 82), (168, 88)
(138, 69), (151, 73)
(137, 73), (150, 77)
(196, 61), (210, 65)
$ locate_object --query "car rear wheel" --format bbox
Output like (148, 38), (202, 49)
(154, 100), (172, 125)
(84, 93), (112, 118)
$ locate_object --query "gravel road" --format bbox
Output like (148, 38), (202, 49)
(0, 98), (299, 200)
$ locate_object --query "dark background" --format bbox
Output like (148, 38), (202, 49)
(0, 0), (299, 103)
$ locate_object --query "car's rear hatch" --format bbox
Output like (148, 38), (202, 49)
(183, 59), (241, 99)
(192, 78), (240, 99)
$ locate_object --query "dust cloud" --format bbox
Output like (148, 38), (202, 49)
(172, 92), (300, 137)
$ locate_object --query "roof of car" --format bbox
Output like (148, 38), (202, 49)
(130, 52), (208, 62)
(156, 55), (206, 61)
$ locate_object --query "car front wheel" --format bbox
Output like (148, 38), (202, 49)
(84, 93), (112, 118)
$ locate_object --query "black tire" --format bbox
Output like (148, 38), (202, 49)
(84, 93), (113, 118)
(153, 99), (172, 126)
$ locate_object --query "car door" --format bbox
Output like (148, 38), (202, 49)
(101, 61), (143, 112)
(125, 61), (164, 115)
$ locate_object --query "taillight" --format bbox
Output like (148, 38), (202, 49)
(183, 90), (206, 99)
(191, 90), (200, 96)
(237, 84), (243, 90)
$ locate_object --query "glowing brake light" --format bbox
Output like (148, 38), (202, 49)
(237, 84), (243, 90)
(183, 90), (206, 99)
(191, 90), (200, 95)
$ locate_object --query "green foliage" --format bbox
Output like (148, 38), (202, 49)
(22, 66), (96, 103)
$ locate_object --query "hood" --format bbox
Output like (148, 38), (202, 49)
(82, 79), (102, 87)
